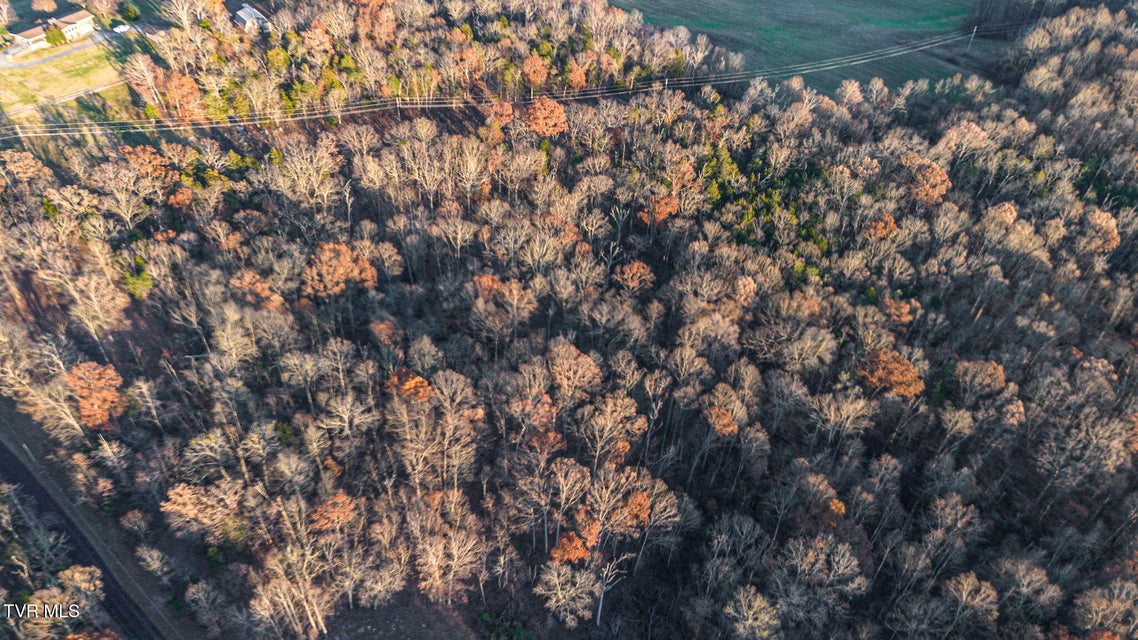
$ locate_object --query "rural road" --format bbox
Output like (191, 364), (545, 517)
(0, 30), (120, 69)
(0, 401), (187, 640)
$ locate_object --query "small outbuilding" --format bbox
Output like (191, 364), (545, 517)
(234, 3), (269, 34)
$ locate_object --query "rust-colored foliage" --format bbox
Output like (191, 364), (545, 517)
(301, 242), (378, 298)
(118, 145), (176, 185)
(1049, 627), (1077, 640)
(578, 512), (601, 550)
(162, 72), (206, 122)
(566, 60), (589, 90)
(857, 349), (925, 398)
(550, 531), (589, 564)
(470, 273), (538, 338)
(613, 261), (656, 293)
(620, 490), (651, 527)
(356, 3), (396, 46)
(705, 405), (739, 438)
(65, 362), (125, 431)
(369, 319), (402, 348)
(455, 46), (482, 76)
(1103, 549), (1138, 581)
(864, 213), (897, 239)
(301, 18), (334, 60)
(524, 96), (568, 137)
(230, 270), (285, 312)
(548, 339), (601, 407)
(734, 275), (758, 308)
(881, 297), (915, 326)
(526, 428), (567, 458)
(816, 498), (846, 528)
(510, 387), (559, 430)
(1080, 209), (1121, 254)
(166, 186), (193, 211)
(522, 53), (550, 91)
(311, 490), (360, 533)
(637, 193), (679, 228)
(610, 439), (631, 466)
(446, 26), (470, 45)
(485, 99), (514, 126)
(64, 631), (124, 640)
(161, 480), (244, 546)
(0, 149), (53, 184)
(985, 202), (1018, 226)
(472, 273), (505, 300)
(386, 367), (433, 403)
(472, 275), (535, 310)
(1049, 628), (1122, 640)
(903, 153), (951, 206)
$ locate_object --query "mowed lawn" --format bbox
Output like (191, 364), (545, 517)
(611, 0), (985, 90)
(0, 44), (121, 112)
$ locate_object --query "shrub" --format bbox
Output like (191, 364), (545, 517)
(45, 25), (66, 46)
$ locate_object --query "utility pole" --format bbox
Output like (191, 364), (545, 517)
(343, 179), (354, 229)
(967, 25), (977, 54)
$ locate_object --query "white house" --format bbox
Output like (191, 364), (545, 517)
(11, 25), (48, 52)
(9, 10), (95, 54)
(56, 10), (96, 41)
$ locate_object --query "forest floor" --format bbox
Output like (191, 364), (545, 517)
(325, 592), (480, 640)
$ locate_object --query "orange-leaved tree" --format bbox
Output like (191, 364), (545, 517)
(310, 490), (362, 534)
(524, 96), (568, 137)
(902, 152), (951, 206)
(301, 242), (378, 298)
(613, 261), (656, 293)
(550, 531), (589, 564)
(857, 349), (924, 398)
(65, 362), (125, 431)
(386, 367), (433, 403)
(522, 53), (550, 94)
(637, 193), (679, 229)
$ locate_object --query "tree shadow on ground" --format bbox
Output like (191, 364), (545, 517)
(98, 29), (151, 66)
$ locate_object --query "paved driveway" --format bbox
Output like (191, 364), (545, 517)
(0, 30), (120, 69)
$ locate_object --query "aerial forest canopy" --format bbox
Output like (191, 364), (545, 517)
(0, 0), (1137, 638)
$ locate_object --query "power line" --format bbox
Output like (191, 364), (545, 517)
(0, 21), (1036, 141)
(0, 23), (1029, 139)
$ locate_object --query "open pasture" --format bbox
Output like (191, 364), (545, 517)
(612, 0), (1004, 91)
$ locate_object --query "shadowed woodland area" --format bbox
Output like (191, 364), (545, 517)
(1, 0), (1138, 639)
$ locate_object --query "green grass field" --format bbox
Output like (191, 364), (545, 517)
(0, 30), (152, 115)
(0, 45), (121, 111)
(612, 0), (993, 91)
